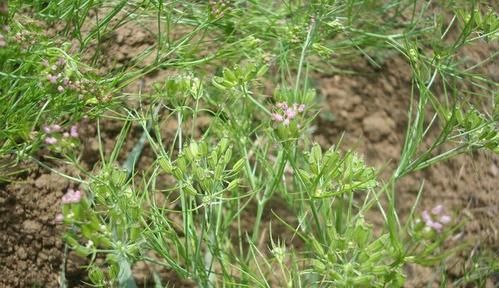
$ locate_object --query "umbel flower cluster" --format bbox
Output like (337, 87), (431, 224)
(43, 124), (79, 144)
(421, 204), (451, 232)
(271, 102), (305, 126)
(55, 188), (83, 223)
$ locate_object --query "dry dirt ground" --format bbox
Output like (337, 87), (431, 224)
(0, 11), (497, 288)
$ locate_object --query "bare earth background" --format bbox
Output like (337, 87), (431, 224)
(0, 11), (497, 288)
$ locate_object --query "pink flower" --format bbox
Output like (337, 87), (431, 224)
(282, 118), (290, 126)
(50, 124), (61, 132)
(61, 189), (82, 204)
(431, 205), (443, 215)
(439, 215), (451, 224)
(429, 221), (443, 232)
(272, 113), (284, 122)
(45, 137), (58, 145)
(285, 107), (297, 119)
(43, 126), (52, 133)
(70, 125), (79, 137)
(276, 102), (288, 110)
(297, 104), (305, 113)
(55, 213), (64, 223)
(421, 205), (452, 233)
(421, 210), (431, 223)
(56, 58), (66, 67)
(47, 74), (58, 84)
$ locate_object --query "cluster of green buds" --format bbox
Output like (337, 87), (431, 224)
(298, 144), (377, 199)
(158, 138), (244, 203)
(156, 74), (204, 107)
(309, 217), (405, 287)
(457, 7), (499, 41)
(61, 165), (143, 286)
(212, 62), (268, 91)
(455, 106), (498, 153)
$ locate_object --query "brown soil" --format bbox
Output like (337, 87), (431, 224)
(1, 8), (497, 288)
(315, 54), (498, 286)
(0, 163), (87, 287)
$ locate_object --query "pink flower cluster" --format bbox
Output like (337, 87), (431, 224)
(272, 102), (305, 126)
(209, 0), (228, 17)
(55, 188), (83, 224)
(45, 57), (90, 94)
(55, 213), (64, 223)
(62, 188), (83, 204)
(422, 204), (451, 233)
(43, 123), (79, 144)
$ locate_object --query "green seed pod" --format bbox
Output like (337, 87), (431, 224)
(193, 166), (205, 181)
(219, 138), (230, 154)
(200, 178), (211, 192)
(111, 167), (128, 187)
(212, 76), (228, 91)
(184, 147), (194, 163)
(63, 233), (80, 248)
(172, 167), (183, 180)
(223, 67), (237, 84)
(312, 259), (326, 272)
(176, 157), (187, 175)
(190, 77), (203, 100)
(189, 141), (199, 159)
(183, 184), (198, 196)
(371, 264), (388, 274)
(88, 266), (106, 286)
(310, 144), (322, 166)
(327, 269), (342, 280)
(310, 237), (324, 255)
(223, 147), (232, 165)
(74, 243), (91, 257)
(96, 234), (112, 248)
(352, 219), (371, 248)
(199, 141), (208, 156)
(158, 156), (173, 174)
(323, 151), (340, 174)
(227, 178), (239, 191)
(209, 151), (218, 169)
(232, 158), (245, 173)
(352, 275), (373, 286)
(365, 234), (388, 254)
(358, 251), (369, 263)
(215, 164), (224, 180)
(327, 251), (337, 263)
(297, 169), (312, 181)
(368, 250), (384, 263)
(130, 225), (141, 242)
